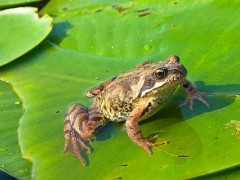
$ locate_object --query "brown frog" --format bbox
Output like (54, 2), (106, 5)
(63, 55), (209, 165)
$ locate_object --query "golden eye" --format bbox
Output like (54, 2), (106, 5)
(154, 68), (166, 79)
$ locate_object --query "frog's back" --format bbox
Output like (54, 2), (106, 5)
(96, 62), (160, 122)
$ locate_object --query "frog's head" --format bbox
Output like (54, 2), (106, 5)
(138, 55), (187, 98)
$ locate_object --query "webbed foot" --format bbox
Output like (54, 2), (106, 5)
(126, 105), (169, 156)
(63, 104), (92, 166)
(142, 135), (169, 155)
(179, 90), (209, 110)
(181, 79), (209, 110)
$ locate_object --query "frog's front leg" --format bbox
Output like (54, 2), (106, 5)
(63, 103), (107, 166)
(125, 105), (168, 155)
(181, 79), (209, 110)
(86, 77), (117, 98)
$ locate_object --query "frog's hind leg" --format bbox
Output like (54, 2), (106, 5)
(63, 104), (92, 165)
(86, 77), (117, 97)
(63, 103), (107, 166)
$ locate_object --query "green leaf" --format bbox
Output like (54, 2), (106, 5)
(41, 0), (129, 15)
(1, 0), (240, 179)
(0, 7), (52, 66)
(0, 0), (41, 9)
(0, 80), (31, 180)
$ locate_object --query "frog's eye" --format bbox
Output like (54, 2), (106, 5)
(154, 68), (166, 79)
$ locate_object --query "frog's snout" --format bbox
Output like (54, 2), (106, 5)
(172, 65), (186, 75)
(180, 65), (187, 75)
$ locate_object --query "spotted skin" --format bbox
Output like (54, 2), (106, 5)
(63, 55), (209, 166)
(64, 76), (116, 166)
(63, 103), (107, 166)
(86, 77), (117, 98)
(126, 105), (168, 155)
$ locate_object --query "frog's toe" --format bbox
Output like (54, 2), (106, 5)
(142, 136), (169, 155)
(195, 94), (210, 108)
(179, 92), (209, 110)
(147, 135), (169, 145)
(76, 135), (91, 153)
(63, 127), (90, 165)
(63, 136), (70, 153)
(68, 132), (87, 166)
(147, 135), (159, 142)
(146, 139), (169, 149)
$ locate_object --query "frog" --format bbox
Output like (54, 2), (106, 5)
(63, 55), (209, 166)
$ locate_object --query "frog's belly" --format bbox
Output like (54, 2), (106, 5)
(101, 104), (164, 122)
(139, 103), (164, 121)
(134, 95), (167, 121)
(100, 96), (167, 122)
(103, 111), (129, 122)
(100, 101), (131, 122)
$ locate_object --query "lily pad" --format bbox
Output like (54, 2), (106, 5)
(0, 0), (240, 179)
(0, 0), (40, 9)
(0, 7), (52, 66)
(0, 80), (31, 180)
